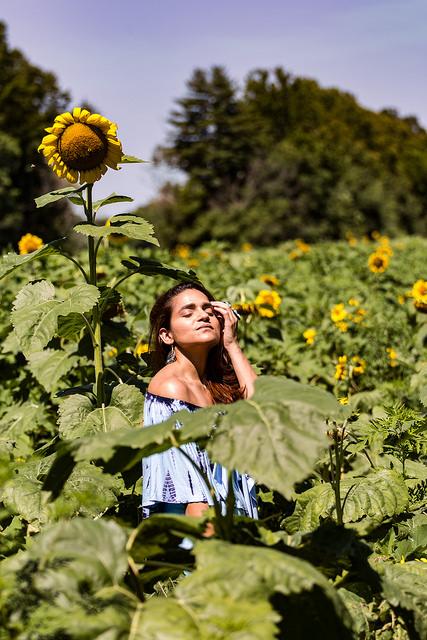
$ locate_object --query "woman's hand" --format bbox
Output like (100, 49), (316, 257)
(211, 301), (239, 350)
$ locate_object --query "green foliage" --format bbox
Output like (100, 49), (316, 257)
(1, 226), (426, 637)
(0, 22), (76, 247)
(141, 66), (427, 247)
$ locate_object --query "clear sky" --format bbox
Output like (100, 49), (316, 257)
(2, 0), (426, 212)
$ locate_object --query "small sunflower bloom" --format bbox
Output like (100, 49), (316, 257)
(336, 321), (349, 332)
(232, 302), (257, 316)
(351, 355), (366, 375)
(411, 280), (427, 304)
(376, 243), (393, 257)
(255, 290), (282, 317)
(386, 347), (398, 367)
(241, 242), (253, 252)
(106, 346), (118, 359)
(348, 298), (360, 307)
(330, 303), (347, 323)
(38, 107), (123, 184)
(295, 239), (310, 253)
(335, 355), (347, 381)
(397, 294), (406, 305)
(303, 328), (317, 345)
(368, 251), (389, 273)
(187, 258), (199, 268)
(18, 233), (44, 255)
(260, 274), (280, 287)
(338, 396), (349, 405)
(411, 280), (427, 312)
(174, 244), (191, 259)
(289, 249), (300, 260)
(135, 342), (149, 356)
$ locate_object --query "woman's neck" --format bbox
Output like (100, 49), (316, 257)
(174, 345), (208, 383)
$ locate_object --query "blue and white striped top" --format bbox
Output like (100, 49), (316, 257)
(141, 391), (258, 519)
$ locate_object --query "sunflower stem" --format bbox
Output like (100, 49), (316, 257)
(86, 183), (105, 407)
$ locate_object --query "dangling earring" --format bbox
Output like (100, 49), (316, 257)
(166, 344), (176, 364)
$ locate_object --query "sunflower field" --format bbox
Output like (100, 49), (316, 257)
(0, 109), (427, 639)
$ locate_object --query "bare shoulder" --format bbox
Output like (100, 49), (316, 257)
(147, 368), (188, 401)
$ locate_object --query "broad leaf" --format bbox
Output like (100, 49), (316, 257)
(74, 214), (159, 245)
(11, 280), (99, 356)
(92, 193), (134, 213)
(284, 469), (409, 533)
(35, 184), (86, 208)
(0, 240), (63, 281)
(136, 539), (353, 639)
(28, 349), (79, 392)
(121, 256), (202, 283)
(382, 561), (427, 638)
(58, 384), (143, 440)
(27, 518), (128, 587)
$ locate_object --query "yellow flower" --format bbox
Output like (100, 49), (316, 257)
(174, 244), (191, 259)
(345, 232), (358, 247)
(351, 355), (366, 375)
(336, 321), (349, 332)
(371, 230), (381, 240)
(289, 249), (300, 260)
(338, 397), (349, 405)
(232, 302), (257, 316)
(295, 239), (310, 253)
(135, 342), (149, 356)
(352, 308), (367, 324)
(38, 107), (123, 184)
(376, 244), (393, 257)
(330, 303), (347, 323)
(106, 346), (118, 359)
(241, 242), (253, 252)
(260, 274), (280, 287)
(397, 294), (406, 305)
(255, 290), (282, 317)
(335, 355), (347, 381)
(187, 258), (199, 268)
(411, 280), (427, 304)
(368, 251), (389, 273)
(348, 298), (360, 307)
(18, 233), (44, 255)
(386, 347), (398, 367)
(303, 328), (317, 345)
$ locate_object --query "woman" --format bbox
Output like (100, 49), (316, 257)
(141, 281), (258, 522)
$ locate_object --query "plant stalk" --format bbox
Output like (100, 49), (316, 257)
(86, 183), (104, 407)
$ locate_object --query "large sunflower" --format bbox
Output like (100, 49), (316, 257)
(38, 107), (123, 184)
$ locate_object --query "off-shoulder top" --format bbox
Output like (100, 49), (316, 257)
(141, 391), (258, 519)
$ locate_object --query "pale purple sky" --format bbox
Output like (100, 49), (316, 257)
(2, 0), (426, 212)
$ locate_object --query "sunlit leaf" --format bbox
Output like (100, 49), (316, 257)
(0, 239), (63, 281)
(35, 184), (87, 208)
(74, 214), (159, 245)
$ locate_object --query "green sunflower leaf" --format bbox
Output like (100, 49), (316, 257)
(0, 239), (64, 281)
(134, 539), (353, 639)
(119, 154), (148, 163)
(283, 469), (409, 534)
(73, 214), (159, 245)
(34, 184), (87, 208)
(121, 255), (202, 283)
(382, 561), (427, 638)
(11, 280), (99, 356)
(92, 193), (134, 213)
(27, 348), (79, 393)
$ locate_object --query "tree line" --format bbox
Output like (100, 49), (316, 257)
(136, 65), (427, 247)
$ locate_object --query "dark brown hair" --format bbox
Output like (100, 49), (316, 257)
(148, 282), (245, 404)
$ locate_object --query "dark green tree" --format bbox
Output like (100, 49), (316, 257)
(0, 21), (77, 249)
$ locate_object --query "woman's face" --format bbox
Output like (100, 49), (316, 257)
(162, 289), (222, 349)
